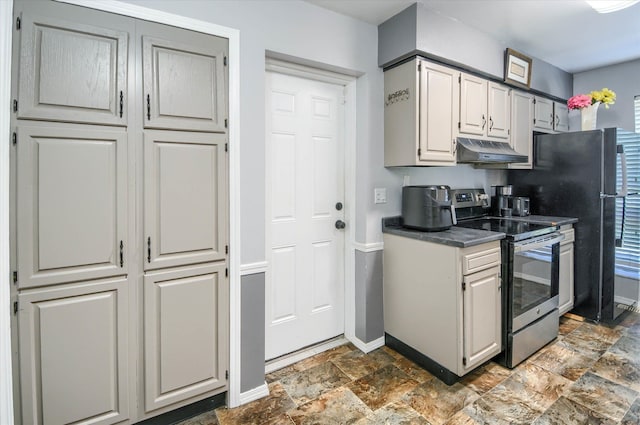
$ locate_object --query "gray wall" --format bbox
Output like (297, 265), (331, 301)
(572, 59), (640, 132)
(379, 3), (573, 100)
(355, 250), (384, 343)
(240, 273), (265, 392)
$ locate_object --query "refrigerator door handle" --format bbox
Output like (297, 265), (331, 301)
(619, 150), (628, 197)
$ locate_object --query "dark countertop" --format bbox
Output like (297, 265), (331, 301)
(382, 216), (505, 248)
(503, 215), (578, 226)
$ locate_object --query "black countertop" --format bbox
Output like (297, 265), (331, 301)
(382, 216), (505, 248)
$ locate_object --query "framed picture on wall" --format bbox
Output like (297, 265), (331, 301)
(504, 48), (532, 89)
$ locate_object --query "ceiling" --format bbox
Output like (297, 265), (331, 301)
(304, 0), (640, 73)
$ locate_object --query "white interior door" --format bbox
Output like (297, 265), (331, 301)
(265, 71), (345, 360)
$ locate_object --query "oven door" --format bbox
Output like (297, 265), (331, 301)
(508, 232), (563, 332)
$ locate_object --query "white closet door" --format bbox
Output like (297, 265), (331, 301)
(17, 123), (128, 288)
(18, 277), (129, 425)
(144, 263), (228, 411)
(144, 130), (226, 271)
(142, 35), (227, 132)
(16, 3), (129, 126)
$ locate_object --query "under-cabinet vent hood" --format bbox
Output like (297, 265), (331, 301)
(456, 138), (528, 164)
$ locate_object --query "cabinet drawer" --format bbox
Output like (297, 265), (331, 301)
(462, 247), (501, 275)
(560, 228), (575, 244)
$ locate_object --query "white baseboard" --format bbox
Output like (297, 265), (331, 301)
(238, 382), (269, 405)
(265, 336), (348, 374)
(349, 335), (385, 354)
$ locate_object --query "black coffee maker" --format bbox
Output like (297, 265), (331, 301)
(492, 185), (513, 217)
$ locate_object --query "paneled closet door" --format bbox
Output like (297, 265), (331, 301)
(17, 123), (128, 288)
(18, 277), (129, 425)
(142, 33), (228, 132)
(144, 263), (228, 412)
(16, 1), (129, 126)
(144, 131), (227, 271)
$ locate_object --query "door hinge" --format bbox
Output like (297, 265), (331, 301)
(462, 357), (467, 366)
(417, 62), (421, 71)
(533, 118), (536, 124)
(462, 281), (466, 291)
(458, 75), (461, 83)
(224, 56), (227, 66)
(508, 129), (510, 136)
(458, 122), (461, 129)
(224, 118), (228, 128)
(12, 271), (18, 285)
(119, 91), (124, 118)
(533, 98), (537, 105)
(13, 99), (18, 113)
(16, 17), (21, 30)
(12, 132), (17, 145)
(13, 301), (18, 315)
(225, 268), (228, 277)
(225, 143), (228, 152)
(147, 237), (151, 263)
(225, 245), (229, 255)
(119, 240), (124, 268)
(225, 370), (229, 380)
(417, 148), (421, 157)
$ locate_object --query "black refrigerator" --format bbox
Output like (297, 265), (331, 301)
(508, 128), (638, 322)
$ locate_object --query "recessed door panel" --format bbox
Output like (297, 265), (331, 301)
(18, 277), (129, 425)
(144, 130), (226, 270)
(143, 35), (227, 132)
(17, 123), (128, 288)
(144, 264), (228, 411)
(17, 9), (128, 125)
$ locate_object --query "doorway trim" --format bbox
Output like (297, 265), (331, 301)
(6, 0), (241, 410)
(264, 58), (358, 367)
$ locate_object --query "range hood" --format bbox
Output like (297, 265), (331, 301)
(456, 138), (528, 164)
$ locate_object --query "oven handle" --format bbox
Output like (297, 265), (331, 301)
(513, 232), (564, 253)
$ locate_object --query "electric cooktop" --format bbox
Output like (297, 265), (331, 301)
(455, 217), (557, 241)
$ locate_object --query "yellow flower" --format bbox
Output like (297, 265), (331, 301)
(589, 88), (616, 109)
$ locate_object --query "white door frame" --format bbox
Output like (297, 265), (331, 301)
(1, 0), (242, 415)
(0, 1), (15, 423)
(264, 58), (358, 363)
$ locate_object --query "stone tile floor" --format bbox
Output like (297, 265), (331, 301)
(179, 312), (640, 424)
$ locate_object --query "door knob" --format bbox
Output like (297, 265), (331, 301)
(335, 220), (346, 230)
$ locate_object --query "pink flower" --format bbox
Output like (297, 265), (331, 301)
(567, 94), (593, 110)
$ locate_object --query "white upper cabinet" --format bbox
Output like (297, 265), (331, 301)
(16, 10), (129, 126)
(459, 73), (510, 142)
(533, 96), (554, 131)
(142, 30), (227, 133)
(554, 102), (569, 132)
(384, 58), (458, 166)
(509, 90), (534, 169)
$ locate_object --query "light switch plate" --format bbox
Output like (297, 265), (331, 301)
(374, 187), (387, 204)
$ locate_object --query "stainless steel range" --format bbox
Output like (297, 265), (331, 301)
(452, 188), (563, 368)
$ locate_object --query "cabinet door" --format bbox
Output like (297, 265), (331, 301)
(559, 240), (575, 315)
(418, 61), (458, 164)
(459, 73), (487, 136)
(554, 102), (569, 132)
(509, 90), (534, 169)
(463, 266), (502, 371)
(487, 82), (510, 140)
(533, 97), (554, 131)
(144, 263), (228, 411)
(16, 5), (129, 126)
(143, 35), (228, 132)
(144, 131), (227, 271)
(17, 123), (128, 288)
(18, 277), (129, 425)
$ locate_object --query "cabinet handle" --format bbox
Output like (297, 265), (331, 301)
(119, 240), (124, 267)
(550, 113), (554, 124)
(481, 114), (486, 130)
(147, 237), (151, 263)
(555, 114), (559, 127)
(147, 94), (151, 120)
(489, 116), (493, 131)
(452, 138), (457, 154)
(119, 91), (123, 118)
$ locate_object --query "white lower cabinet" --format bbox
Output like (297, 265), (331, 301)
(18, 277), (129, 425)
(383, 234), (502, 377)
(558, 225), (575, 315)
(143, 263), (228, 412)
